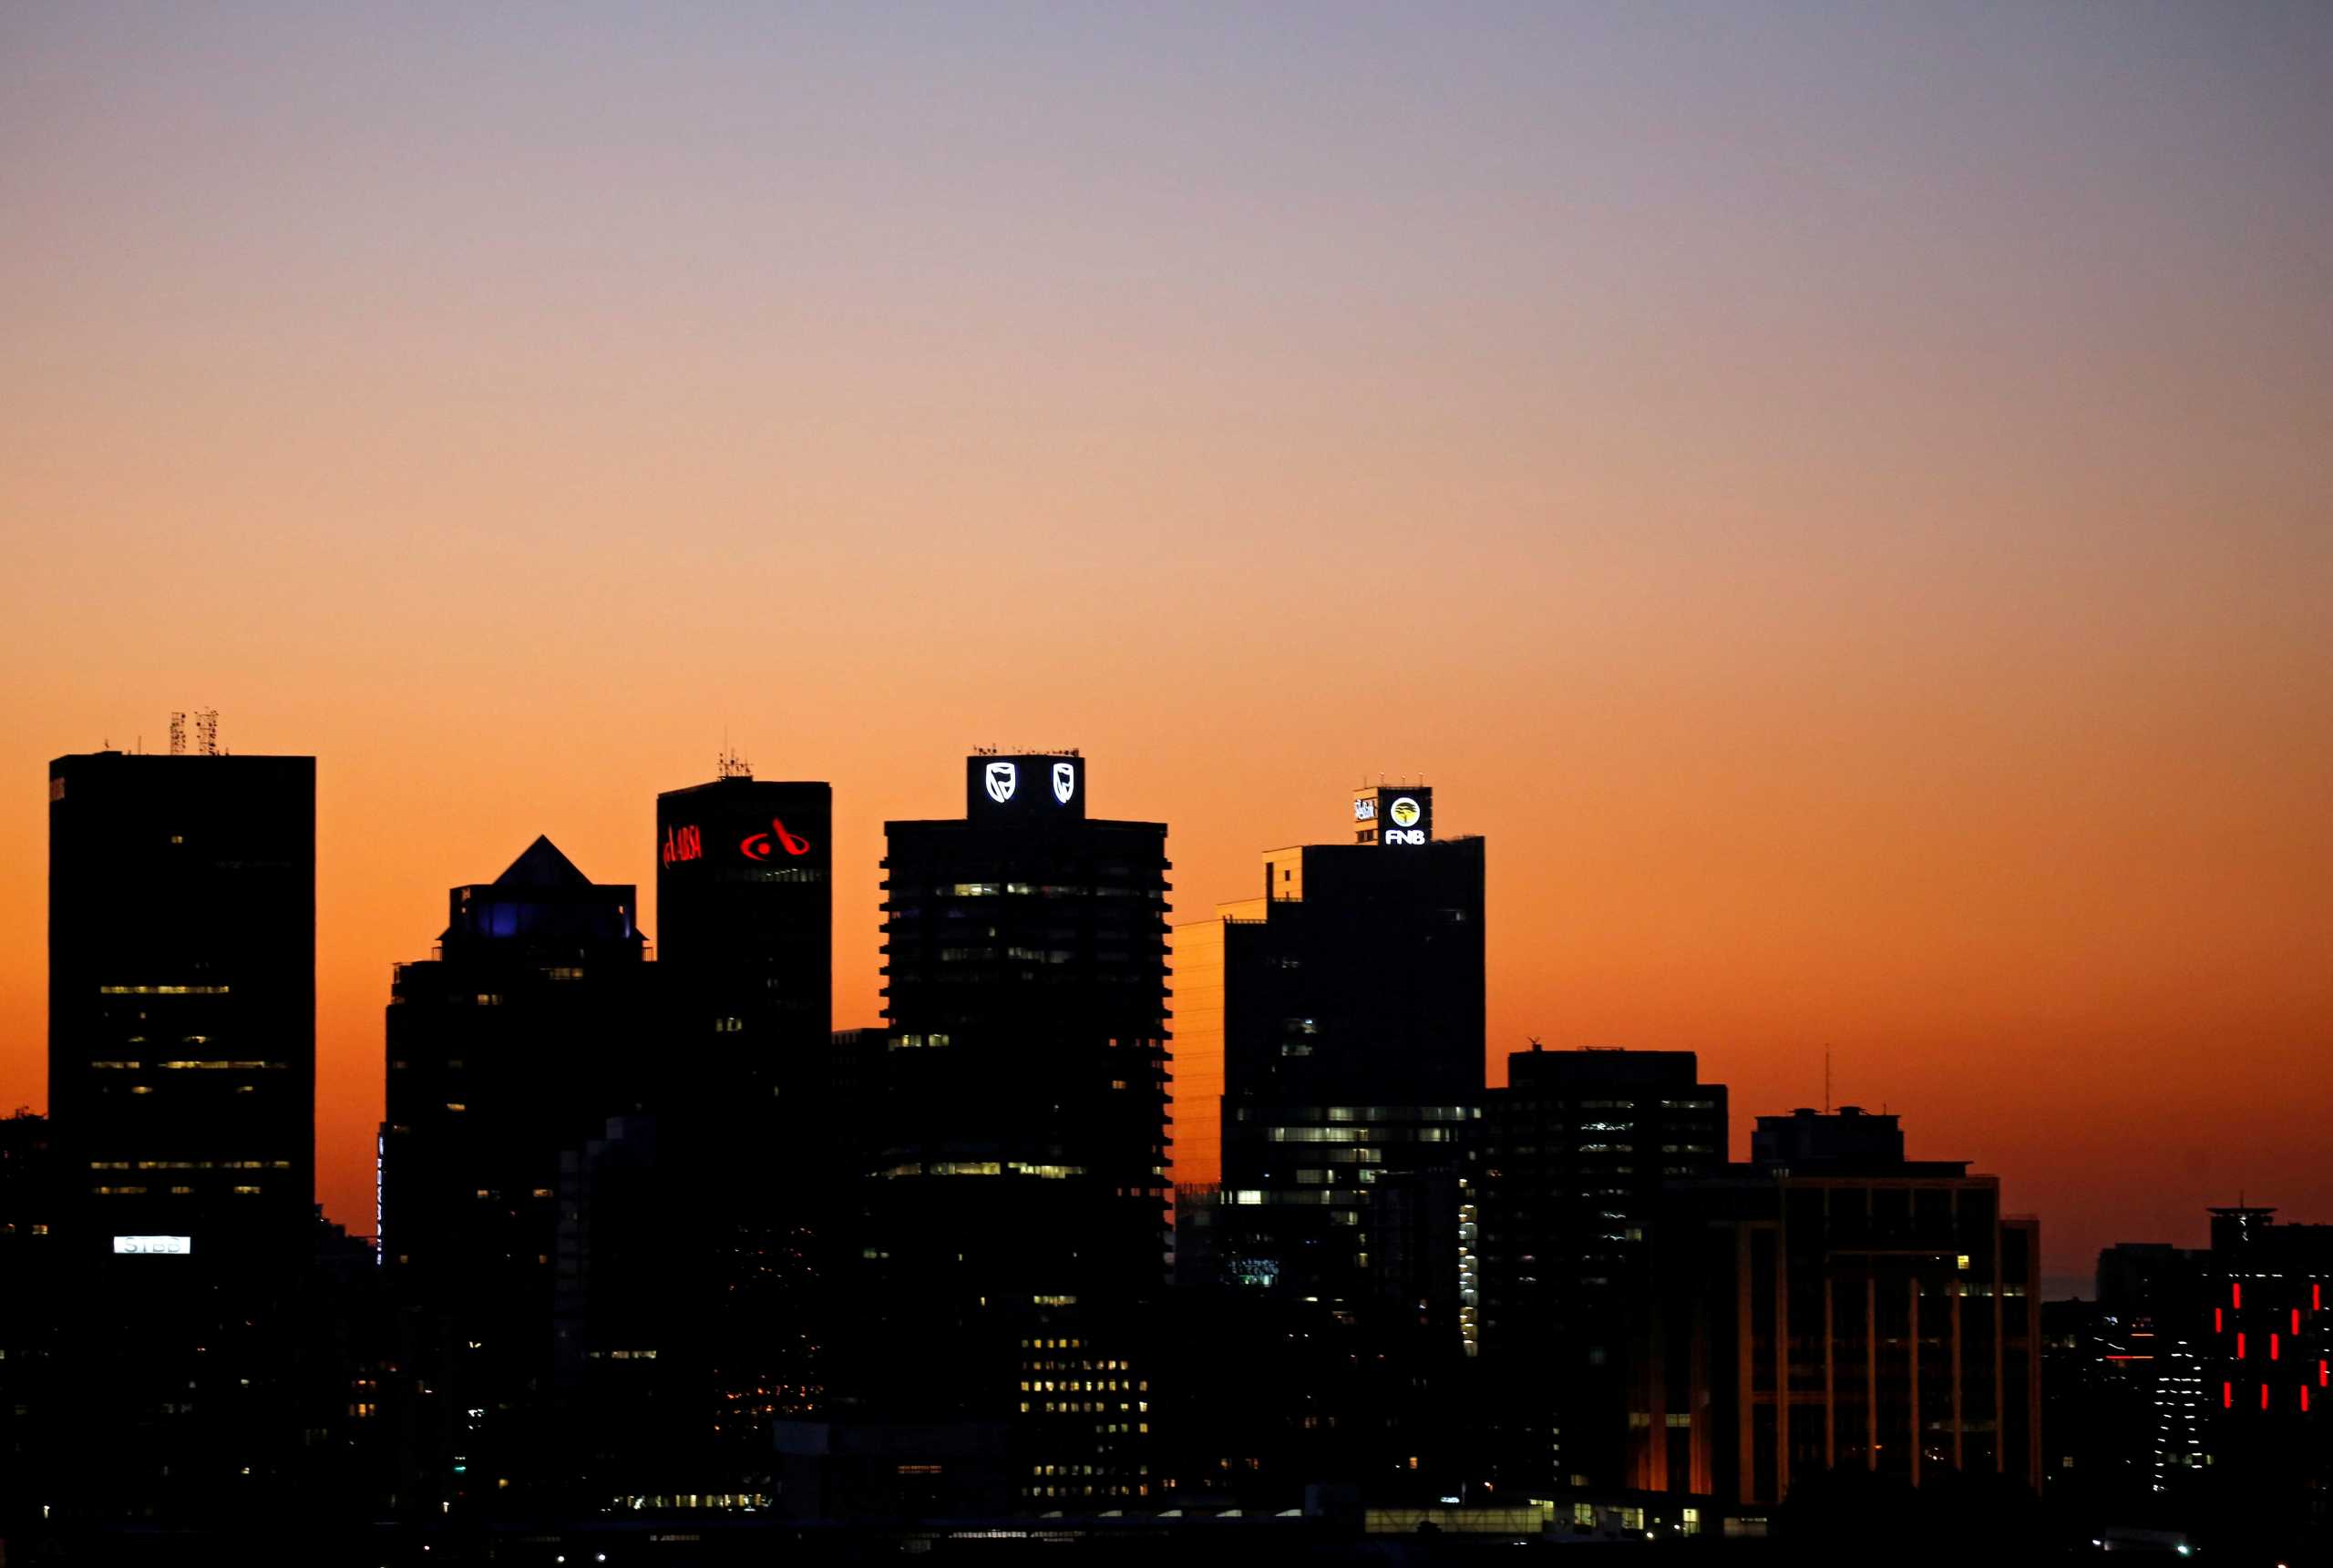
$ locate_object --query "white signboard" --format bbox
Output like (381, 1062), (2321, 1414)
(112, 1235), (192, 1255)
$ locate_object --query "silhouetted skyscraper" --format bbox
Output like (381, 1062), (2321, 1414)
(1635, 1108), (2042, 1510)
(1474, 1046), (1728, 1491)
(380, 835), (655, 1509)
(653, 771), (836, 1434)
(47, 749), (315, 1262)
(843, 753), (1170, 1507)
(1175, 784), (1485, 1326)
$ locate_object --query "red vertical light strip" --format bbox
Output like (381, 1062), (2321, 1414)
(2235, 1282), (2244, 1308)
(2305, 1386), (2313, 1413)
(2262, 1383), (2271, 1411)
(2238, 1331), (2247, 1359)
(2296, 1308), (2304, 1336)
(2319, 1359), (2328, 1388)
(2314, 1284), (2322, 1312)
(2272, 1333), (2282, 1360)
(2215, 1307), (2225, 1333)
(2224, 1381), (2234, 1409)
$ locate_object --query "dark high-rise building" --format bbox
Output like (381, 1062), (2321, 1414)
(380, 835), (656, 1508)
(847, 752), (1171, 1507)
(2045, 1211), (2333, 1557)
(1474, 1046), (1728, 1491)
(47, 749), (316, 1262)
(1174, 783), (1485, 1325)
(654, 770), (833, 1087)
(1633, 1107), (2042, 1514)
(653, 771), (837, 1433)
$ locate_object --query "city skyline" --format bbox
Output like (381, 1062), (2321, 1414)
(6, 3), (2329, 1305)
(3, 729), (2321, 1296)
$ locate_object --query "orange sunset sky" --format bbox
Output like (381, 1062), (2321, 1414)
(4, 5), (2328, 1293)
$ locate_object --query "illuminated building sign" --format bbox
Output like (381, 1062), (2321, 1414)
(661, 823), (703, 867)
(112, 1235), (192, 1255)
(966, 753), (1087, 820)
(740, 818), (812, 860)
(1353, 784), (1433, 846)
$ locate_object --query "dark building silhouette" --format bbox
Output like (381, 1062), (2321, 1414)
(830, 752), (1170, 1508)
(0, 1110), (63, 1527)
(47, 749), (315, 1262)
(1633, 1107), (2042, 1512)
(1473, 1046), (1728, 1491)
(1174, 784), (1485, 1330)
(653, 771), (836, 1436)
(2044, 1208), (2332, 1557)
(379, 835), (656, 1508)
(33, 748), (344, 1532)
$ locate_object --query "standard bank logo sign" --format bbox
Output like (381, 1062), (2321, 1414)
(1052, 762), (1076, 804)
(984, 761), (1018, 804)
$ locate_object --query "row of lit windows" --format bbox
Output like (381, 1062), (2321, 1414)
(875, 1160), (1087, 1180)
(1235, 1105), (1475, 1124)
(94, 1184), (262, 1194)
(98, 985), (231, 995)
(90, 1159), (287, 1170)
(920, 883), (1162, 899)
(87, 1060), (286, 1071)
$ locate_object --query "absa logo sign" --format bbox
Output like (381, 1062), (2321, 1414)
(740, 817), (813, 860)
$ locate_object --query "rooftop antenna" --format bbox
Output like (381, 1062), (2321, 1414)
(194, 710), (220, 756)
(1527, 1035), (1544, 1053)
(169, 712), (186, 755)
(1824, 1047), (1832, 1114)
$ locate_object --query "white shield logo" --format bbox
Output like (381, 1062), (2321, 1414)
(1052, 762), (1076, 804)
(984, 761), (1018, 804)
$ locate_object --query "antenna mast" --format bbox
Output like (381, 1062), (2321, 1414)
(194, 710), (220, 756)
(169, 712), (186, 755)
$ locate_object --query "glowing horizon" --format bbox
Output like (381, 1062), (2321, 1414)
(5, 3), (2328, 1292)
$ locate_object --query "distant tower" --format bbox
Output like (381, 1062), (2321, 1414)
(194, 710), (220, 756)
(168, 712), (186, 755)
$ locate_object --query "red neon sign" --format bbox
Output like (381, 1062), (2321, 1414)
(740, 817), (812, 861)
(661, 824), (703, 868)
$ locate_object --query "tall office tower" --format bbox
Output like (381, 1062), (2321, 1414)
(1173, 784), (1485, 1327)
(654, 770), (833, 1089)
(857, 753), (1171, 1508)
(2191, 1206), (2332, 1559)
(380, 836), (656, 1508)
(47, 748), (316, 1262)
(653, 771), (836, 1436)
(1632, 1108), (2042, 1517)
(1474, 1046), (1728, 1491)
(42, 746), (319, 1527)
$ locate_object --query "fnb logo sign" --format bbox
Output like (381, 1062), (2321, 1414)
(661, 823), (703, 867)
(741, 818), (812, 861)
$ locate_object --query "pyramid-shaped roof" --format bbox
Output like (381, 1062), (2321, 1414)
(489, 834), (594, 889)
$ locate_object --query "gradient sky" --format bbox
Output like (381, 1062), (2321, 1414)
(4, 3), (2328, 1294)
